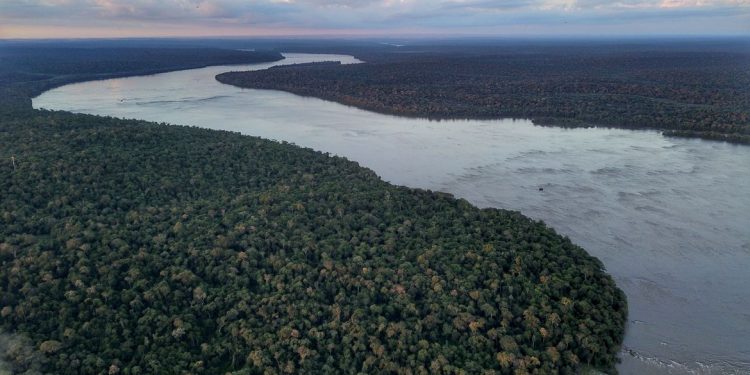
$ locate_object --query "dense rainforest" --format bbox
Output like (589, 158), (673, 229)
(217, 42), (750, 144)
(1, 42), (626, 374)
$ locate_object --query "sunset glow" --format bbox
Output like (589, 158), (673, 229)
(1, 0), (748, 38)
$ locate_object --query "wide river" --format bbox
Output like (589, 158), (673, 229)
(34, 53), (750, 374)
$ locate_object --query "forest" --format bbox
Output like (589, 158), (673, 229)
(217, 41), (750, 144)
(1, 42), (626, 374)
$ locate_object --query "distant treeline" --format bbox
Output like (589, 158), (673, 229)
(270, 61), (342, 69)
(217, 43), (750, 144)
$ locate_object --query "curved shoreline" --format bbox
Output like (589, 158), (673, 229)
(7, 52), (630, 374)
(32, 51), (750, 375)
(1, 50), (284, 112)
(214, 57), (750, 145)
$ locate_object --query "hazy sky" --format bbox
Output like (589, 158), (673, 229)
(1, 0), (749, 38)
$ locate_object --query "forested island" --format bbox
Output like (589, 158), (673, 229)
(1, 43), (626, 374)
(217, 41), (750, 144)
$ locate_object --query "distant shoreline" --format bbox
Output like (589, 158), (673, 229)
(215, 47), (750, 145)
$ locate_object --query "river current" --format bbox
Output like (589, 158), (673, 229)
(34, 53), (750, 374)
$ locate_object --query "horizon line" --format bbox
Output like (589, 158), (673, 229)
(2, 33), (750, 42)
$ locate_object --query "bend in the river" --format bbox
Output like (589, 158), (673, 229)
(34, 53), (750, 375)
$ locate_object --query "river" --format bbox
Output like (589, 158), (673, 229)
(33, 53), (750, 374)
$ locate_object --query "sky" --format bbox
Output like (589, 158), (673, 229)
(1, 0), (749, 39)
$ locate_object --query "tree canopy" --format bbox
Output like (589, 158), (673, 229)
(218, 43), (750, 144)
(1, 110), (626, 374)
(1, 43), (626, 374)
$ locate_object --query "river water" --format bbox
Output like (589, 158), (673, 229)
(34, 53), (750, 374)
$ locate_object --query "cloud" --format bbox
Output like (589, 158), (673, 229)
(0, 0), (748, 37)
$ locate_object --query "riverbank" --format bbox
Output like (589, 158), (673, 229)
(2, 46), (627, 374)
(36, 52), (750, 374)
(0, 46), (283, 113)
(216, 43), (750, 145)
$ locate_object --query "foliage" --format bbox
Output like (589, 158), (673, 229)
(0, 329), (46, 375)
(218, 44), (750, 144)
(0, 43), (626, 374)
(0, 110), (626, 374)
